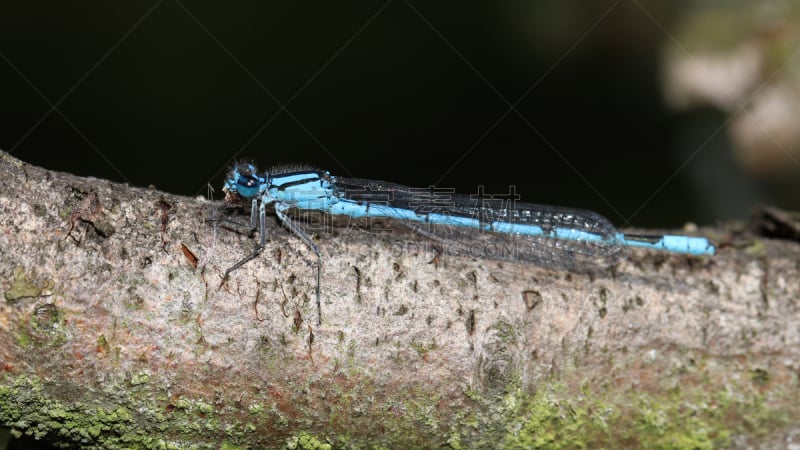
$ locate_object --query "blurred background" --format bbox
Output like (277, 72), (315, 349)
(2, 1), (800, 448)
(3, 1), (800, 232)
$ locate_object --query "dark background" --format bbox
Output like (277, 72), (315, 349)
(0, 1), (785, 448)
(0, 1), (742, 232)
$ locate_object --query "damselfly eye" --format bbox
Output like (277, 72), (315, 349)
(230, 172), (262, 199)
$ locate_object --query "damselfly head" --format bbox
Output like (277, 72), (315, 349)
(224, 162), (264, 199)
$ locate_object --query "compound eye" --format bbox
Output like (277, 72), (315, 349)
(233, 174), (261, 198)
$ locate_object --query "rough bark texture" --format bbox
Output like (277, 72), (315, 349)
(0, 150), (798, 449)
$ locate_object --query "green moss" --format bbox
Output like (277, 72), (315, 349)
(491, 319), (517, 344)
(0, 372), (270, 448)
(4, 266), (53, 302)
(0, 376), (178, 449)
(271, 405), (290, 428)
(502, 387), (594, 449)
(497, 377), (792, 450)
(284, 431), (331, 450)
(248, 403), (265, 415)
(196, 400), (215, 415)
(629, 396), (719, 450)
(13, 303), (68, 349)
(124, 294), (145, 310)
(13, 327), (32, 348)
(129, 371), (151, 386)
(58, 206), (73, 220)
(97, 334), (110, 354)
(1, 351), (795, 449)
(446, 431), (463, 450)
(221, 442), (245, 450)
(409, 341), (436, 357)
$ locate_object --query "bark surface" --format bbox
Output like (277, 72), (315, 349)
(0, 151), (798, 449)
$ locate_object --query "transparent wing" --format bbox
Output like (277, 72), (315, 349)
(333, 177), (625, 271)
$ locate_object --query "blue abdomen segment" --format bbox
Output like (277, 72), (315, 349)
(324, 197), (715, 256)
(617, 233), (715, 256)
(325, 176), (716, 265)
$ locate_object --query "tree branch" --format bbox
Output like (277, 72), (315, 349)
(1, 151), (798, 449)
